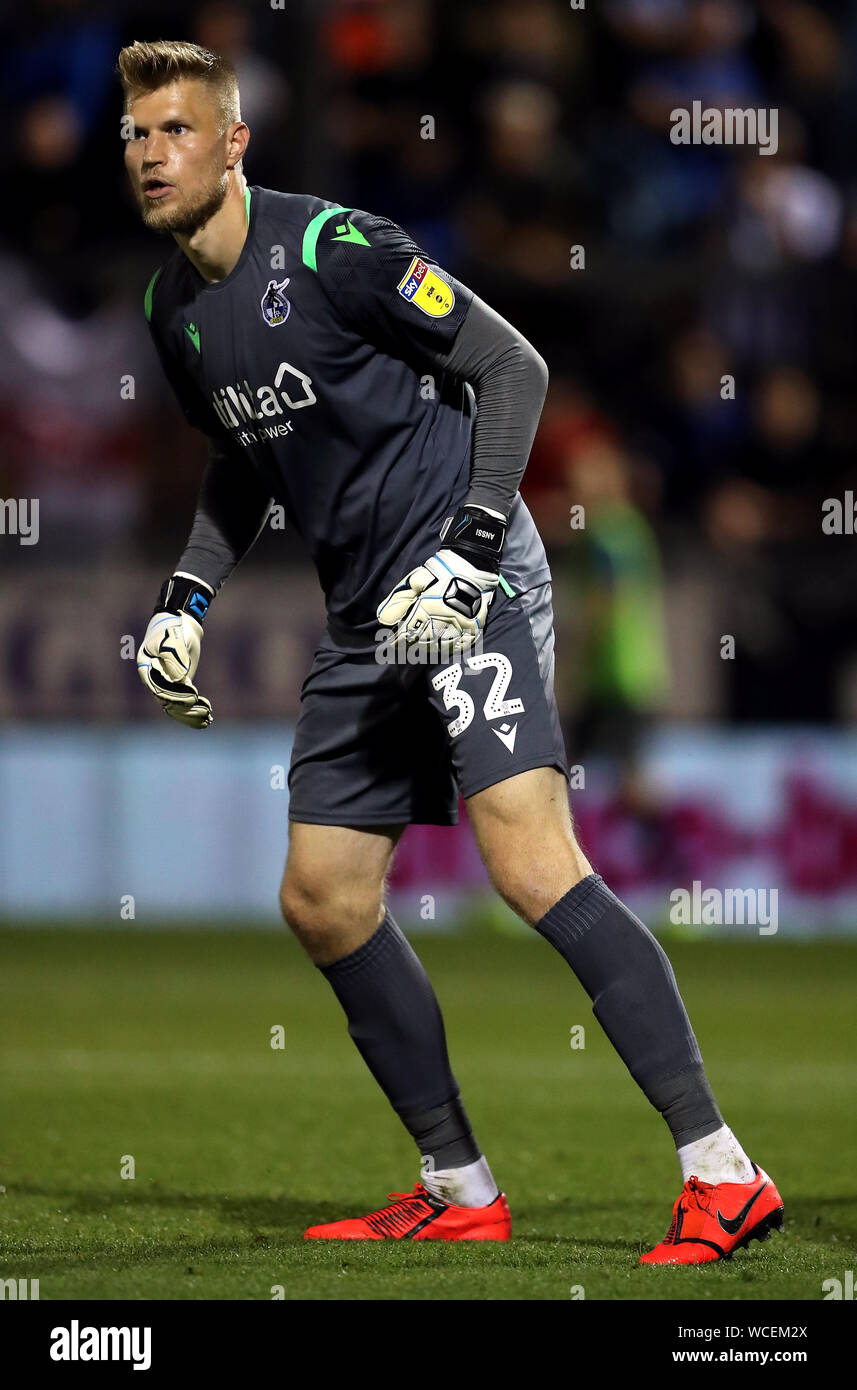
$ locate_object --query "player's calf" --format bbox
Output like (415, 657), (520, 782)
(468, 767), (760, 1193)
(279, 821), (501, 1215)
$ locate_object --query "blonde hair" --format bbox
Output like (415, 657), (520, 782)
(117, 39), (240, 131)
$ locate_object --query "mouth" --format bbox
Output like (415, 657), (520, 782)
(143, 179), (174, 199)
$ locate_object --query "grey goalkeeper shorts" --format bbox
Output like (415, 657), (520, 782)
(287, 579), (569, 827)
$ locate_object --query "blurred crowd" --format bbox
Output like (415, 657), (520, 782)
(2, 0), (856, 728)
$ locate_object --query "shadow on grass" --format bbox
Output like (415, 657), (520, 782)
(6, 1181), (325, 1231)
(4, 1184), (854, 1277)
(4, 1183), (642, 1267)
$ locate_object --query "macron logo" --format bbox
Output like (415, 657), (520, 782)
(492, 722), (518, 754)
(50, 1321), (151, 1372)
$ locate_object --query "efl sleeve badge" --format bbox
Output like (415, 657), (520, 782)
(396, 257), (455, 317)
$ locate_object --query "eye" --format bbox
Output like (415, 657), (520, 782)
(169, 124), (187, 135)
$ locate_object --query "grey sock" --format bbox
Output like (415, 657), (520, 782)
(320, 911), (481, 1167)
(535, 875), (723, 1145)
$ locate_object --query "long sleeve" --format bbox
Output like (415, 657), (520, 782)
(423, 293), (549, 521)
(310, 209), (547, 523)
(176, 439), (274, 592)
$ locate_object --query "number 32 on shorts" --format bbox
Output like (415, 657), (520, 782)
(432, 652), (524, 739)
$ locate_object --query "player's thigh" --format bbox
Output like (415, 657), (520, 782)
(466, 765), (592, 925)
(426, 581), (569, 801)
(279, 821), (405, 959)
(288, 637), (459, 829)
(426, 581), (586, 921)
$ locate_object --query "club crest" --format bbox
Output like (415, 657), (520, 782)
(260, 277), (291, 327)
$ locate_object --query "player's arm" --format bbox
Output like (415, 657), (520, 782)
(175, 439), (275, 593)
(137, 441), (273, 728)
(309, 207), (547, 644)
(422, 292), (549, 524)
(138, 282), (273, 725)
(375, 295), (549, 646)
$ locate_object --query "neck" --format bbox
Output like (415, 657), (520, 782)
(174, 172), (249, 283)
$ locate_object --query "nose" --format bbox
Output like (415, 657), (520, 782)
(142, 132), (167, 167)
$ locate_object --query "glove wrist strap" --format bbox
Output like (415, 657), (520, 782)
(441, 505), (506, 573)
(154, 573), (215, 624)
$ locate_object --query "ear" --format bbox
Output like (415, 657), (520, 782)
(226, 121), (250, 170)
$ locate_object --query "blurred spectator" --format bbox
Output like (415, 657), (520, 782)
(2, 0), (857, 724)
(193, 2), (290, 180)
(552, 425), (670, 767)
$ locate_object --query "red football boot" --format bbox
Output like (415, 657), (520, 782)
(639, 1163), (784, 1265)
(304, 1183), (511, 1242)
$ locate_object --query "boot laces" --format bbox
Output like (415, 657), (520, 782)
(361, 1184), (433, 1237)
(371, 1184), (428, 1218)
(663, 1175), (710, 1244)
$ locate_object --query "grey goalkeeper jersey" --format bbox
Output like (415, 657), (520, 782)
(145, 186), (551, 644)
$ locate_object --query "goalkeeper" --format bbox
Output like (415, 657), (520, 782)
(125, 39), (782, 1262)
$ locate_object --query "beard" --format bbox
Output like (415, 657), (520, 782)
(137, 167), (229, 237)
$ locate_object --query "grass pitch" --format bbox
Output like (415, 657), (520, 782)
(1, 926), (854, 1300)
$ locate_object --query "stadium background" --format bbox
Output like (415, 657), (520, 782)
(1, 0), (856, 1302)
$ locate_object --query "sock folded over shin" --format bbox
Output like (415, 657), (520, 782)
(320, 911), (482, 1170)
(535, 874), (723, 1147)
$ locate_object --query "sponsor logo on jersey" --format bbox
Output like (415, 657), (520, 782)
(260, 277), (291, 327)
(397, 257), (455, 317)
(184, 321), (201, 353)
(210, 360), (316, 431)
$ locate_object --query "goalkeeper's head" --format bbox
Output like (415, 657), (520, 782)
(118, 38), (249, 236)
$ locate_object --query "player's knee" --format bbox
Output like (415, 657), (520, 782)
(278, 874), (333, 937)
(486, 866), (551, 927)
(486, 851), (591, 928)
(278, 871), (382, 946)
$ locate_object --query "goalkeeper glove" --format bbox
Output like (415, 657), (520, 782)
(376, 504), (506, 650)
(136, 573), (215, 729)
